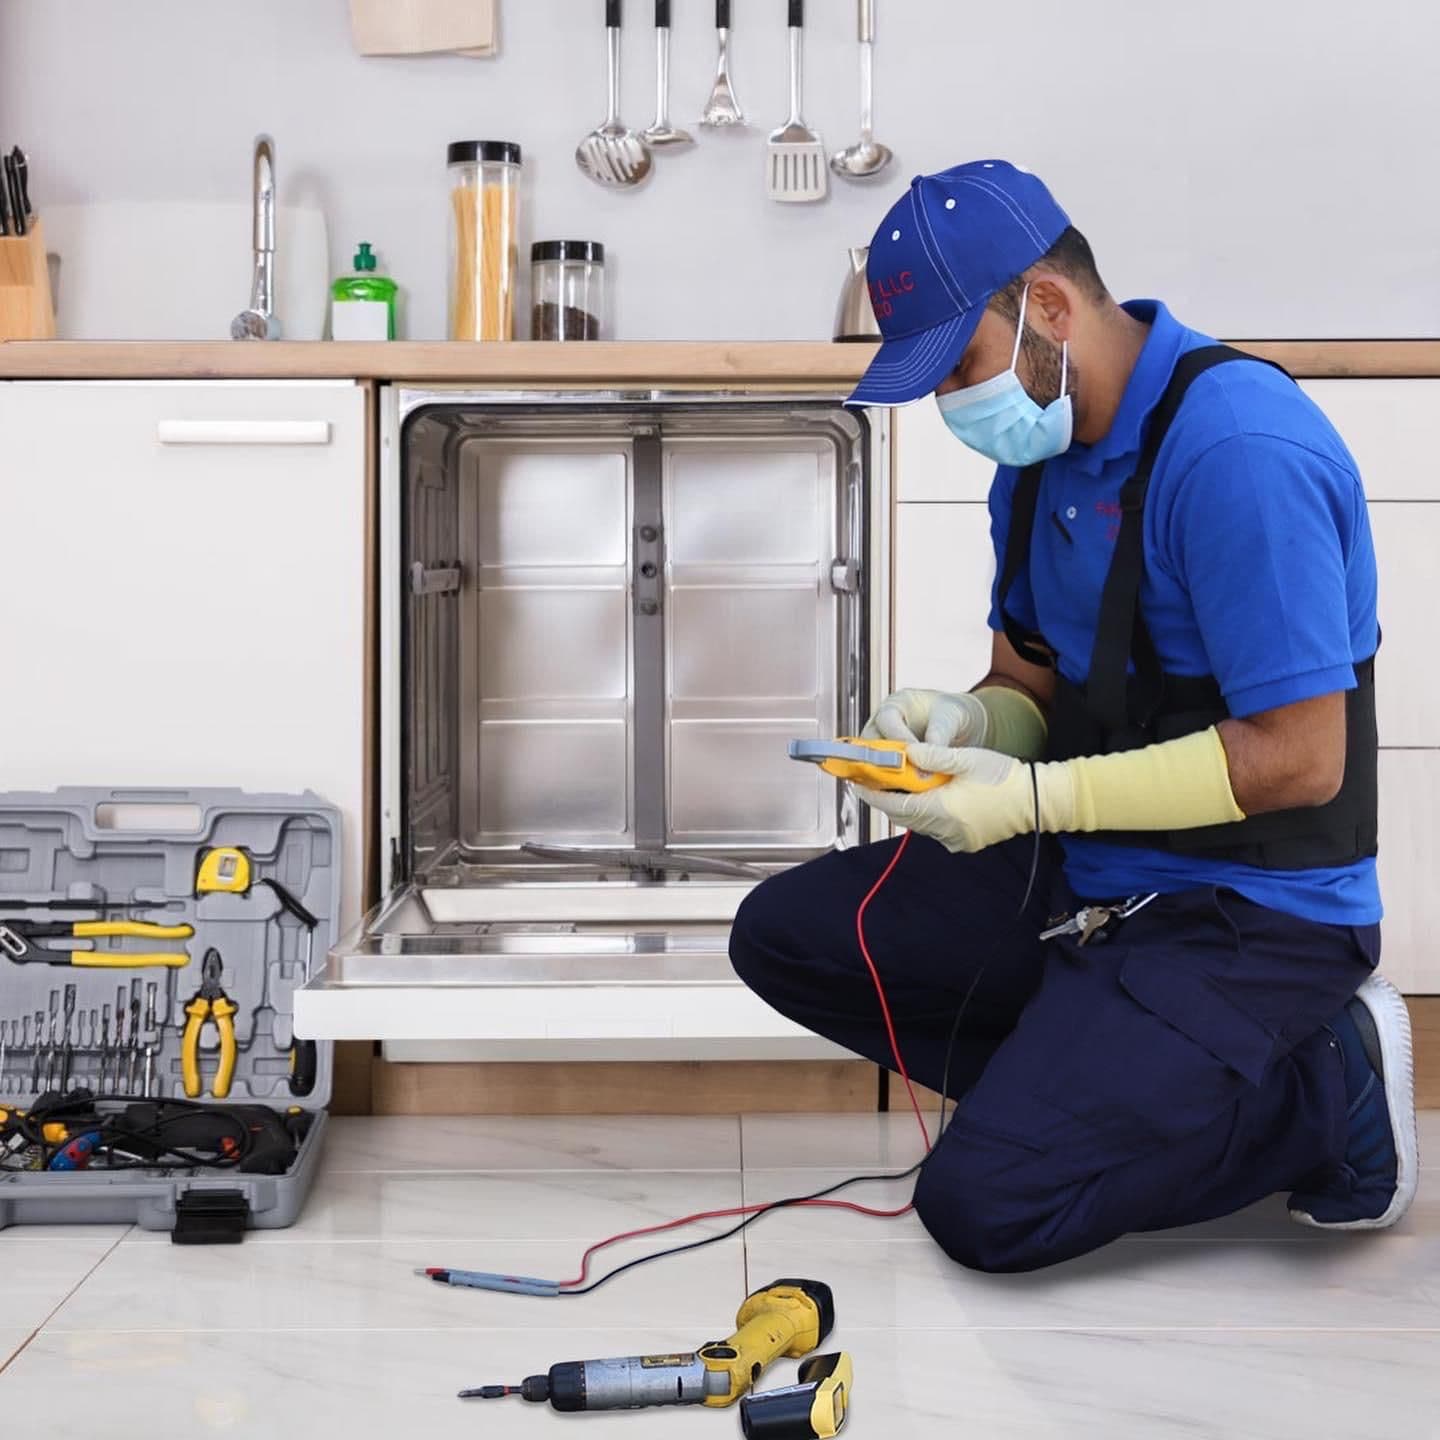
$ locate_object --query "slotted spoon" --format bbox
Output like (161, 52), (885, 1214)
(767, 0), (826, 203)
(577, 0), (653, 189)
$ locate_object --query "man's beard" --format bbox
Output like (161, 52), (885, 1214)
(1017, 325), (1077, 410)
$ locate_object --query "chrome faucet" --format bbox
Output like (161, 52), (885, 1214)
(231, 134), (279, 340)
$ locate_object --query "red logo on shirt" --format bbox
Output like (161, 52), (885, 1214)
(1095, 500), (1121, 544)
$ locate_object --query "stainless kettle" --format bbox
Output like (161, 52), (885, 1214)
(833, 245), (880, 342)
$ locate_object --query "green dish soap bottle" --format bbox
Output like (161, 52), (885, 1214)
(331, 242), (398, 340)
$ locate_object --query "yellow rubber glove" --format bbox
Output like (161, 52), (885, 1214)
(863, 685), (1047, 760)
(863, 688), (989, 748)
(973, 686), (1048, 761)
(858, 727), (1245, 854)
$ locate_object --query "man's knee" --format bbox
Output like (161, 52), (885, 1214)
(728, 876), (790, 995)
(913, 1130), (1057, 1274)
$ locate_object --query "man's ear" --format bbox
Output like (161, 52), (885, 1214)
(1028, 276), (1074, 343)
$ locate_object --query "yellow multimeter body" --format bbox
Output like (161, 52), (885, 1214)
(787, 738), (947, 793)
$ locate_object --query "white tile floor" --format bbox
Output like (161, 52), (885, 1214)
(0, 1111), (1436, 1438)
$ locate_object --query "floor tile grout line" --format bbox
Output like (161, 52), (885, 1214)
(22, 1323), (1440, 1339)
(0, 1325), (42, 1377)
(316, 1166), (747, 1176)
(737, 1113), (752, 1293)
(0, 1224), (135, 1375)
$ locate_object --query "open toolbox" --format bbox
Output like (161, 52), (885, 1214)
(0, 787), (339, 1241)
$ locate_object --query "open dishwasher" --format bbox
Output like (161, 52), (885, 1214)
(296, 388), (890, 1057)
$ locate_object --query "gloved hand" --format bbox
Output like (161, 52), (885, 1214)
(862, 688), (989, 748)
(857, 744), (1058, 853)
(857, 728), (1246, 854)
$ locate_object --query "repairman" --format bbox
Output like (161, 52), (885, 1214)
(730, 160), (1417, 1272)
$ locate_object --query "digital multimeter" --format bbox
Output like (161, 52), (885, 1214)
(787, 738), (947, 793)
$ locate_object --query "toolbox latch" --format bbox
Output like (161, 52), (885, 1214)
(172, 1188), (251, 1245)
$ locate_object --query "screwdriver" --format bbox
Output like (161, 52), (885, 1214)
(0, 899), (166, 911)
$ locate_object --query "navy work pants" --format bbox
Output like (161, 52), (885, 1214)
(728, 835), (1379, 1272)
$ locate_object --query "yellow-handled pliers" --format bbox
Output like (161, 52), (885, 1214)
(0, 919), (194, 968)
(181, 948), (239, 1099)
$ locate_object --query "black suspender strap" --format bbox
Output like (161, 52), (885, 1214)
(997, 463), (1054, 668)
(1083, 344), (1291, 733)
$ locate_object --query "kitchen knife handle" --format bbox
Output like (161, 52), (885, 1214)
(789, 0), (804, 27)
(607, 0), (621, 28)
(655, 0), (670, 25)
(13, 149), (30, 217)
(716, 0), (731, 27)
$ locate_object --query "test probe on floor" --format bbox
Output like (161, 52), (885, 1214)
(419, 748), (1042, 1302)
(461, 1279), (834, 1414)
(424, 763), (1039, 1437)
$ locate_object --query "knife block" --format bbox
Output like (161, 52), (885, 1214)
(0, 220), (56, 340)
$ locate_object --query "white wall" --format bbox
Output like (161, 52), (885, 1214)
(3, 0), (1438, 342)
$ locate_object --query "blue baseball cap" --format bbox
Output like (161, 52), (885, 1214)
(847, 160), (1071, 408)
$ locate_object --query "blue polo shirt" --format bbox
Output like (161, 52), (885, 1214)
(988, 300), (1380, 926)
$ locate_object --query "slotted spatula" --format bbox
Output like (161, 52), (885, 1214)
(767, 0), (827, 203)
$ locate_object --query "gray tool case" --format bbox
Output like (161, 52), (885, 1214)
(0, 787), (338, 1241)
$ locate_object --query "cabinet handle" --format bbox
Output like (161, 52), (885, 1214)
(156, 420), (332, 447)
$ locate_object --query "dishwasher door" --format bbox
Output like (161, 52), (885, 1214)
(296, 388), (890, 1055)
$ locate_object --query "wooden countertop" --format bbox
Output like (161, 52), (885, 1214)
(1, 339), (1439, 383)
(0, 341), (870, 386)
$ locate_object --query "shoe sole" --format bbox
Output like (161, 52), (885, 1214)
(1291, 973), (1419, 1231)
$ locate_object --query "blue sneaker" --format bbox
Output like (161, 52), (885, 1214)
(1289, 974), (1419, 1230)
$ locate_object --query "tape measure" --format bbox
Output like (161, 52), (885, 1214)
(196, 847), (252, 896)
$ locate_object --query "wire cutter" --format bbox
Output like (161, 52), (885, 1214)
(0, 919), (194, 968)
(181, 949), (239, 1099)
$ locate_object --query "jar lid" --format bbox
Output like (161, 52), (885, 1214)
(532, 240), (606, 264)
(447, 140), (522, 166)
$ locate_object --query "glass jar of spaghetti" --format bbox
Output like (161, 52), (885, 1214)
(447, 141), (521, 341)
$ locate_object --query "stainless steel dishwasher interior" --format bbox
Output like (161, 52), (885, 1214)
(337, 397), (872, 980)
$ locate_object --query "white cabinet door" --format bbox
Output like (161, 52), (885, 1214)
(1301, 380), (1440, 501)
(0, 381), (367, 930)
(893, 504), (995, 692)
(893, 399), (995, 502)
(1377, 750), (1440, 994)
(1370, 503), (1440, 747)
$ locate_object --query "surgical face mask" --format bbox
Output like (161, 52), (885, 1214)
(935, 285), (1073, 466)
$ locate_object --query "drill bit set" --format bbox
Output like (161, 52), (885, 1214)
(0, 980), (162, 1097)
(0, 788), (339, 1238)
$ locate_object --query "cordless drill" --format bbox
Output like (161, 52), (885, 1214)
(462, 1278), (833, 1413)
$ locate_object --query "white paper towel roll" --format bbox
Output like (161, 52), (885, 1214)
(349, 0), (497, 57)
